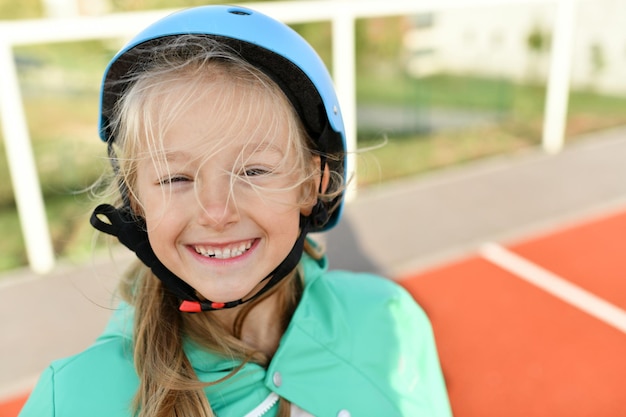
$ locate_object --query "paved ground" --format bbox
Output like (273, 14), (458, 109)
(401, 208), (626, 417)
(2, 125), (626, 404)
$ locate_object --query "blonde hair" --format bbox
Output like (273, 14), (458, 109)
(101, 35), (342, 416)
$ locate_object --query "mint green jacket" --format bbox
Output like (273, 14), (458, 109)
(20, 253), (452, 417)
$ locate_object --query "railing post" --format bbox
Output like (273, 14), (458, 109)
(331, 10), (357, 200)
(0, 41), (55, 273)
(542, 0), (578, 154)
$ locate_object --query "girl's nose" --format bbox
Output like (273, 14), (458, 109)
(195, 178), (239, 230)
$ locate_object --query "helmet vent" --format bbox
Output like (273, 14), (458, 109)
(228, 9), (251, 16)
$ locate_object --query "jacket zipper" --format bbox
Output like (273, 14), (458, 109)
(243, 392), (280, 417)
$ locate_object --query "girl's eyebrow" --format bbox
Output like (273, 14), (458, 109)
(152, 141), (286, 163)
(146, 150), (196, 172)
(245, 141), (285, 156)
(152, 150), (193, 163)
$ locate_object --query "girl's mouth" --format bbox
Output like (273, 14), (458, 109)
(193, 239), (254, 260)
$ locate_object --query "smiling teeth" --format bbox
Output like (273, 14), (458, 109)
(194, 240), (253, 259)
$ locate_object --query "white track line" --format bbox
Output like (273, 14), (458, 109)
(479, 242), (626, 335)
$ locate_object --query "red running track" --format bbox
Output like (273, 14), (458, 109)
(3, 208), (626, 416)
(401, 207), (626, 417)
(0, 394), (28, 417)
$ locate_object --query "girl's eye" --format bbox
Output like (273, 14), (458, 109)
(158, 175), (190, 185)
(244, 167), (271, 177)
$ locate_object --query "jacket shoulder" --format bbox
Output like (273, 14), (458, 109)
(313, 269), (426, 321)
(285, 268), (452, 416)
(19, 336), (138, 417)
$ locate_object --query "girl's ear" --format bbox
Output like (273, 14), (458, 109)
(311, 155), (330, 195)
(319, 159), (330, 194)
(301, 155), (330, 216)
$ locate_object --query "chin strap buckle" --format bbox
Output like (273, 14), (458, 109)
(179, 300), (203, 313)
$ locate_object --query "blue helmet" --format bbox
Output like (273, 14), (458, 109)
(92, 5), (349, 312)
(98, 5), (346, 231)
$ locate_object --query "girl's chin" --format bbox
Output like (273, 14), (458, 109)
(189, 280), (267, 304)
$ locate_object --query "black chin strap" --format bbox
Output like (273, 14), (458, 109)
(90, 201), (327, 313)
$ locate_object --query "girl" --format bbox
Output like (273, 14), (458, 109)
(19, 5), (452, 417)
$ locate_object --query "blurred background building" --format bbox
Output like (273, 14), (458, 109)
(404, 0), (626, 93)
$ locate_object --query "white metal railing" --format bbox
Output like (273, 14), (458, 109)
(0, 0), (578, 274)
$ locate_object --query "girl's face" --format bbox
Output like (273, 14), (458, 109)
(134, 76), (314, 303)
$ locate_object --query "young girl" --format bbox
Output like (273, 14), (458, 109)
(20, 5), (452, 417)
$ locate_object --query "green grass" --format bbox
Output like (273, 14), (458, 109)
(0, 0), (42, 19)
(0, 95), (105, 207)
(0, 195), (100, 271)
(356, 125), (534, 186)
(355, 72), (626, 186)
(358, 73), (516, 111)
